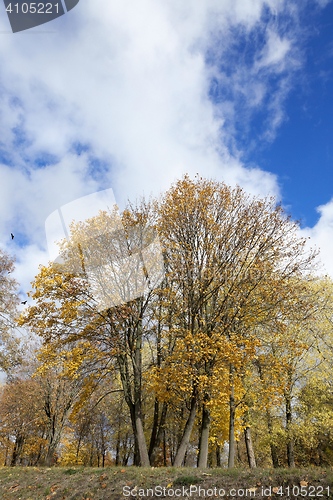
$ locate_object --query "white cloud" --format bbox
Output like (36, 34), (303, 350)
(315, 0), (332, 7)
(0, 0), (329, 292)
(301, 199), (333, 277)
(256, 30), (291, 70)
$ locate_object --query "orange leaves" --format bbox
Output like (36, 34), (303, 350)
(12, 175), (325, 469)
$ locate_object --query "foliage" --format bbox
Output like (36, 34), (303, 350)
(0, 247), (22, 372)
(1, 175), (333, 469)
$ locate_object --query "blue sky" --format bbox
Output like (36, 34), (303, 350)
(205, 0), (333, 229)
(243, 0), (333, 228)
(0, 0), (333, 303)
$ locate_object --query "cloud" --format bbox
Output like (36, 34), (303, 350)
(256, 29), (291, 70)
(0, 0), (329, 293)
(0, 1), (299, 202)
(315, 0), (332, 7)
(301, 199), (333, 277)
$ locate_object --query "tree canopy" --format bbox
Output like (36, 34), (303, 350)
(0, 175), (331, 468)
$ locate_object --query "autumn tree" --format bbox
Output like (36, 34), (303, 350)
(250, 275), (333, 467)
(0, 247), (22, 372)
(154, 175), (318, 468)
(17, 175), (321, 469)
(0, 374), (47, 466)
(18, 201), (163, 467)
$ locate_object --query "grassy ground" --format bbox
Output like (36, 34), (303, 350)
(0, 466), (332, 500)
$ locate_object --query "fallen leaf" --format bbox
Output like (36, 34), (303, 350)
(121, 469), (126, 473)
(167, 483), (173, 487)
(102, 484), (107, 488)
(300, 481), (308, 487)
(8, 484), (19, 491)
(273, 487), (279, 493)
(257, 482), (261, 486)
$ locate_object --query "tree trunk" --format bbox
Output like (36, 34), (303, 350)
(149, 320), (164, 462)
(35, 432), (45, 466)
(45, 419), (66, 467)
(198, 404), (211, 468)
(173, 389), (198, 467)
(244, 426), (256, 468)
(286, 394), (295, 468)
(208, 446), (214, 468)
(135, 412), (150, 467)
(149, 399), (159, 457)
(216, 444), (221, 467)
(257, 360), (278, 468)
(10, 433), (24, 466)
(4, 436), (11, 466)
(266, 408), (279, 468)
(133, 329), (150, 467)
(228, 363), (236, 468)
(237, 439), (242, 465)
(115, 430), (121, 466)
(163, 429), (167, 466)
(118, 315), (150, 467)
(149, 402), (168, 466)
(45, 447), (55, 467)
(131, 421), (140, 465)
(183, 449), (188, 466)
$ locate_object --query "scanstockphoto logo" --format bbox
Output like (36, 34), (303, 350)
(45, 189), (165, 312)
(3, 0), (80, 33)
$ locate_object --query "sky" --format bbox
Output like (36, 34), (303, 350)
(0, 0), (333, 309)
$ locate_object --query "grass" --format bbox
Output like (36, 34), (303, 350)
(0, 465), (332, 499)
(173, 475), (203, 484)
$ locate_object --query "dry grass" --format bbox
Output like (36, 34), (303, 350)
(0, 465), (332, 499)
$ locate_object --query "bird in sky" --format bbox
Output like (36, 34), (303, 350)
(11, 233), (14, 239)
(21, 301), (27, 305)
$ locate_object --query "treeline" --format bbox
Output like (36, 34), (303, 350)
(1, 175), (333, 468)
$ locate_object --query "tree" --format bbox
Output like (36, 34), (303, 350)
(17, 175), (321, 469)
(252, 276), (333, 467)
(154, 175), (317, 467)
(0, 248), (21, 372)
(0, 374), (47, 466)
(18, 201), (161, 467)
